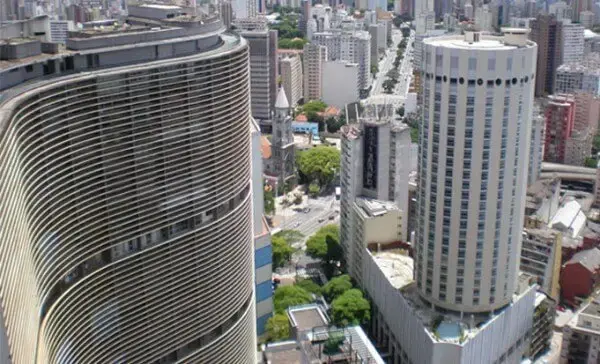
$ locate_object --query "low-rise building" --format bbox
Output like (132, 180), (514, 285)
(560, 247), (600, 307)
(529, 293), (556, 360)
(521, 224), (562, 300)
(561, 295), (600, 363)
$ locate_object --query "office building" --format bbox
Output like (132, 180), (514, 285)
(416, 28), (537, 313)
(322, 61), (360, 108)
(561, 295), (600, 363)
(561, 22), (585, 65)
(340, 107), (411, 284)
(556, 54), (600, 96)
(529, 110), (545, 186)
(543, 94), (576, 164)
(251, 119), (273, 336)
(549, 0), (573, 21)
(312, 30), (371, 93)
(232, 0), (257, 19)
(303, 43), (327, 102)
(280, 55), (303, 107)
(572, 0), (590, 22)
(0, 7), (256, 364)
(530, 14), (562, 96)
(475, 5), (494, 32)
(581, 10), (595, 28)
(241, 28), (278, 122)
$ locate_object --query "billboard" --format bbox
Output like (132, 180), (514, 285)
(363, 125), (378, 190)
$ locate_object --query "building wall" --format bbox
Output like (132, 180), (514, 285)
(417, 32), (537, 313)
(560, 263), (595, 306)
(303, 43), (327, 102)
(562, 23), (585, 65)
(280, 56), (303, 107)
(530, 15), (562, 96)
(544, 95), (575, 164)
(322, 61), (360, 108)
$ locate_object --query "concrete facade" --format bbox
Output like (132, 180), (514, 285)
(322, 61), (360, 108)
(280, 55), (303, 107)
(303, 43), (327, 102)
(242, 29), (278, 121)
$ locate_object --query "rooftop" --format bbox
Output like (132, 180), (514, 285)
(371, 250), (414, 289)
(557, 53), (600, 75)
(355, 197), (399, 217)
(287, 305), (329, 332)
(550, 200), (586, 238)
(424, 32), (534, 50)
(565, 247), (600, 273)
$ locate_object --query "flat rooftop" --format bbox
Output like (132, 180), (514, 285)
(288, 305), (328, 332)
(371, 250), (414, 289)
(356, 197), (399, 218)
(424, 34), (535, 50)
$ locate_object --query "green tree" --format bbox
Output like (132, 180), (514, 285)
(585, 157), (598, 168)
(323, 274), (353, 301)
(593, 133), (600, 153)
(308, 183), (320, 197)
(274, 230), (304, 245)
(302, 100), (328, 114)
(272, 235), (295, 268)
(396, 106), (405, 117)
(273, 285), (312, 313)
(323, 331), (345, 355)
(265, 313), (290, 341)
(326, 117), (344, 133)
(401, 26), (411, 38)
(296, 146), (340, 187)
(383, 79), (396, 94)
(264, 183), (275, 215)
(371, 63), (379, 76)
(305, 224), (340, 260)
(330, 289), (371, 327)
(386, 68), (400, 80)
(295, 278), (322, 295)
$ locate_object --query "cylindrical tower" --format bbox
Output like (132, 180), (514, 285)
(415, 29), (537, 313)
(0, 27), (255, 364)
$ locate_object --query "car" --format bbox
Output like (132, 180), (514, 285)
(328, 215), (335, 220)
(318, 218), (325, 223)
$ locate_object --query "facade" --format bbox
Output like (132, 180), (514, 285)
(581, 10), (595, 29)
(340, 110), (411, 284)
(48, 20), (74, 43)
(520, 224), (562, 300)
(543, 94), (576, 164)
(561, 295), (600, 363)
(556, 54), (600, 96)
(561, 248), (600, 306)
(322, 61), (360, 108)
(529, 293), (556, 360)
(417, 29), (537, 313)
(530, 14), (562, 96)
(303, 43), (327, 102)
(241, 28), (278, 121)
(266, 88), (296, 185)
(251, 119), (273, 336)
(549, 0), (574, 21)
(0, 11), (256, 364)
(561, 22), (585, 65)
(280, 55), (303, 107)
(528, 110), (545, 186)
(312, 30), (371, 93)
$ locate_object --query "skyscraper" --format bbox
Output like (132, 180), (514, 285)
(530, 14), (562, 96)
(0, 8), (256, 363)
(543, 94), (576, 163)
(416, 28), (537, 313)
(303, 43), (328, 102)
(280, 55), (303, 107)
(561, 22), (585, 65)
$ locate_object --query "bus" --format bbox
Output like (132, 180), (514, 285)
(335, 187), (341, 200)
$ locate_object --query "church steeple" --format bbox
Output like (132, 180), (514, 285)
(274, 87), (290, 118)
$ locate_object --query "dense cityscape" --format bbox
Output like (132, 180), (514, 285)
(0, 0), (599, 362)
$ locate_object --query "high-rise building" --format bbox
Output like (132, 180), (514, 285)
(312, 30), (371, 93)
(543, 94), (576, 163)
(572, 0), (590, 22)
(303, 43), (327, 102)
(561, 22), (585, 65)
(0, 9), (256, 364)
(549, 0), (573, 21)
(556, 54), (600, 96)
(530, 14), (562, 96)
(581, 10), (595, 28)
(416, 28), (537, 313)
(340, 107), (411, 284)
(280, 55), (303, 107)
(232, 0), (257, 19)
(322, 61), (360, 108)
(241, 28), (278, 122)
(529, 109), (546, 186)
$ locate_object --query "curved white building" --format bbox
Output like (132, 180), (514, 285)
(416, 29), (537, 313)
(0, 11), (255, 364)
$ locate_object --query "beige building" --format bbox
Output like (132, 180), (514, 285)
(280, 55), (303, 107)
(561, 296), (600, 363)
(303, 43), (327, 102)
(565, 92), (600, 165)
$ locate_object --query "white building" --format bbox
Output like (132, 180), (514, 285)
(416, 29), (537, 313)
(528, 109), (545, 186)
(47, 20), (74, 44)
(475, 5), (494, 32)
(312, 30), (371, 92)
(416, 11), (436, 34)
(340, 111), (411, 284)
(322, 61), (360, 108)
(280, 56), (303, 107)
(556, 54), (600, 96)
(561, 296), (600, 363)
(549, 1), (573, 21)
(303, 43), (327, 102)
(562, 22), (585, 65)
(232, 0), (256, 19)
(581, 10), (595, 29)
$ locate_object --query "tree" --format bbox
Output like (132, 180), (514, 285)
(296, 146), (341, 187)
(272, 235), (295, 268)
(274, 230), (304, 245)
(330, 289), (371, 327)
(265, 314), (290, 341)
(326, 117), (344, 133)
(383, 79), (396, 94)
(295, 278), (322, 295)
(396, 106), (405, 117)
(279, 38), (308, 49)
(593, 133), (600, 153)
(308, 183), (320, 197)
(323, 274), (353, 301)
(264, 183), (275, 215)
(386, 68), (400, 80)
(306, 224), (340, 260)
(302, 100), (328, 114)
(323, 331), (345, 355)
(273, 285), (312, 313)
(401, 26), (411, 38)
(585, 157), (598, 168)
(370, 63), (379, 76)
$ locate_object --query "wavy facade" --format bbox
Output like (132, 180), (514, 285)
(0, 19), (255, 364)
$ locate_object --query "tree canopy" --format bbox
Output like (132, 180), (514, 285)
(296, 146), (340, 187)
(279, 38), (308, 49)
(274, 230), (304, 245)
(305, 224), (340, 260)
(323, 274), (353, 302)
(273, 285), (312, 313)
(330, 289), (371, 327)
(264, 183), (275, 215)
(302, 100), (328, 114)
(272, 235), (295, 268)
(295, 278), (322, 295)
(265, 313), (290, 341)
